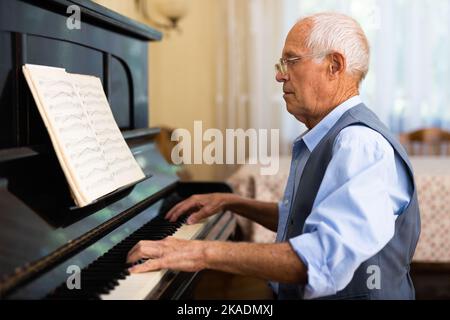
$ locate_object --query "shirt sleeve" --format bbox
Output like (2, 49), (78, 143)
(289, 125), (411, 299)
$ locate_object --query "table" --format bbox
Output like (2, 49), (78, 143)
(227, 156), (450, 263)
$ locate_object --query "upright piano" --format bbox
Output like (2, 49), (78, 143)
(0, 0), (236, 299)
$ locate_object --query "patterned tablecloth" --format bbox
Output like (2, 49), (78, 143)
(227, 156), (450, 263)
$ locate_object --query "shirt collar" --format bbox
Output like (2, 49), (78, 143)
(297, 95), (362, 152)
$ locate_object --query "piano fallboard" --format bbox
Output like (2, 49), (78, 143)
(8, 189), (235, 300)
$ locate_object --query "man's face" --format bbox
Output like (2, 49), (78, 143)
(276, 21), (330, 126)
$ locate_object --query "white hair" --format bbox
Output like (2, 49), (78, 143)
(304, 12), (370, 83)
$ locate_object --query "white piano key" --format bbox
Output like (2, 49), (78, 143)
(100, 219), (207, 300)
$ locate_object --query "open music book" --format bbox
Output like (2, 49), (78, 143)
(22, 64), (145, 208)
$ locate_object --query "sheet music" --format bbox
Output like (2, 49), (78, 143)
(22, 64), (145, 207)
(71, 74), (145, 187)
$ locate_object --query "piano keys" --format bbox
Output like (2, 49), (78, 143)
(0, 0), (236, 299)
(101, 218), (212, 300)
(43, 198), (232, 300)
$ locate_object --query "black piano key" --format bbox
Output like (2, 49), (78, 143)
(46, 209), (189, 299)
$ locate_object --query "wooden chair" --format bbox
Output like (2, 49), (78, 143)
(399, 128), (450, 155)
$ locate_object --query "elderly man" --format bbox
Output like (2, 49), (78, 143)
(127, 12), (420, 300)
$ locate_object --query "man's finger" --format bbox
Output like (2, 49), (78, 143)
(166, 199), (199, 222)
(127, 240), (151, 260)
(129, 259), (163, 273)
(186, 207), (212, 224)
(126, 242), (162, 263)
(165, 200), (187, 220)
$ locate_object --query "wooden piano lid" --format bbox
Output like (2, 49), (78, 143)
(0, 0), (162, 148)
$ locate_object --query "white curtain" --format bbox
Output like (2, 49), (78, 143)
(285, 0), (450, 133)
(216, 0), (306, 158)
(217, 0), (450, 161)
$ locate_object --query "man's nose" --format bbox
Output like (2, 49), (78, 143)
(276, 71), (289, 82)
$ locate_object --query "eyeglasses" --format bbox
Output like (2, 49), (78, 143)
(275, 52), (328, 75)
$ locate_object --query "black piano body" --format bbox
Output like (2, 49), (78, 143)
(0, 0), (236, 299)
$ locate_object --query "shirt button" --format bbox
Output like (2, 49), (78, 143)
(283, 199), (289, 206)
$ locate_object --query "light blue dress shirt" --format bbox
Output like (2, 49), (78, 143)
(276, 96), (412, 299)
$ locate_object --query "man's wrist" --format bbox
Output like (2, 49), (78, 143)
(222, 193), (242, 212)
(202, 240), (222, 270)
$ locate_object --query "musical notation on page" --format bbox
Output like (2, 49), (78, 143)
(22, 64), (145, 207)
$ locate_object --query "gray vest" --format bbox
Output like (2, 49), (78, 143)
(278, 104), (421, 300)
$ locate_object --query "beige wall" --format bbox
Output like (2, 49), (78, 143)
(94, 0), (220, 180)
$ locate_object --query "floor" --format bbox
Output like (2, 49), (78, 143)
(410, 262), (450, 300)
(193, 270), (274, 300)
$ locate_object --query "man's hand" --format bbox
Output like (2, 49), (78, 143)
(126, 238), (307, 285)
(166, 193), (279, 231)
(165, 193), (233, 224)
(127, 237), (208, 273)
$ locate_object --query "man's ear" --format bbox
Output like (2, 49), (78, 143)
(328, 52), (346, 79)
